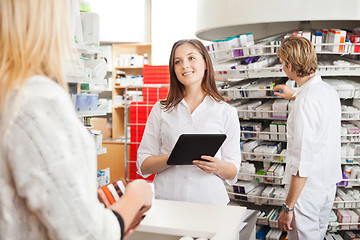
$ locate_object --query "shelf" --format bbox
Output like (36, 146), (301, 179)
(215, 65), (360, 81)
(81, 89), (112, 94)
(209, 43), (360, 64)
(67, 77), (107, 84)
(237, 174), (284, 185)
(227, 191), (284, 206)
(97, 148), (107, 155)
(241, 137), (287, 142)
(114, 105), (125, 109)
(75, 44), (104, 54)
(76, 110), (107, 117)
(114, 66), (144, 69)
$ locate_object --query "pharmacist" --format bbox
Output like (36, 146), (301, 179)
(137, 39), (241, 205)
(273, 36), (342, 239)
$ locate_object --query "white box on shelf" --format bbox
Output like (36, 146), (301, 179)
(72, 94), (98, 112)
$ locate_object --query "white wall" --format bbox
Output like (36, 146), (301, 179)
(151, 0), (201, 65)
(196, 0), (360, 41)
(88, 0), (150, 43)
(88, 0), (210, 65)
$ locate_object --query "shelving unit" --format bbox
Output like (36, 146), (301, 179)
(194, 1), (360, 237)
(124, 84), (170, 181)
(111, 43), (151, 139)
(205, 34), (360, 235)
(68, 45), (108, 164)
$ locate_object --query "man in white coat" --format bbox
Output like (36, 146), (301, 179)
(273, 36), (342, 239)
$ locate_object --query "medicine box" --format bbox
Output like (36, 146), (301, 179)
(348, 210), (359, 229)
(72, 94), (98, 112)
(337, 209), (351, 230)
(268, 206), (282, 228)
(247, 186), (265, 204)
(260, 186), (275, 204)
(269, 121), (278, 140)
(255, 170), (266, 183)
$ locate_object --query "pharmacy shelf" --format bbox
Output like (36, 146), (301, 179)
(81, 89), (112, 94)
(238, 173), (283, 180)
(333, 199), (360, 210)
(210, 43), (360, 64)
(242, 154), (360, 164)
(97, 148), (107, 155)
(227, 191), (284, 206)
(75, 44), (104, 54)
(67, 77), (107, 84)
(225, 88), (360, 100)
(338, 178), (360, 183)
(241, 137), (287, 142)
(342, 140), (360, 143)
(215, 65), (360, 81)
(242, 151), (286, 158)
(76, 110), (107, 117)
(114, 66), (144, 69)
(243, 159), (286, 164)
(236, 109), (289, 114)
(241, 130), (286, 135)
(114, 85), (143, 90)
(237, 175), (284, 186)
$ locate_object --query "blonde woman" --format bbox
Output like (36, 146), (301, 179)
(0, 0), (152, 239)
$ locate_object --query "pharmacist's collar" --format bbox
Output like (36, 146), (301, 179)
(180, 95), (211, 107)
(293, 75), (321, 98)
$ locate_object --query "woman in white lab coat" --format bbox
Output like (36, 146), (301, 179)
(137, 39), (241, 205)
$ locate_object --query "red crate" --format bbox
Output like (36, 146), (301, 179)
(128, 143), (155, 182)
(143, 65), (170, 84)
(142, 87), (169, 102)
(128, 66), (170, 182)
(130, 125), (145, 143)
(129, 144), (138, 161)
(130, 102), (153, 124)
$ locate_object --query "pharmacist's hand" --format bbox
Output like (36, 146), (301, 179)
(193, 155), (221, 175)
(278, 211), (294, 232)
(273, 84), (295, 100)
(125, 179), (153, 207)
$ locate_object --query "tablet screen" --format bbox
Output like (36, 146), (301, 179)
(166, 134), (227, 165)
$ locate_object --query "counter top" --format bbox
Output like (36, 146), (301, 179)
(131, 199), (247, 240)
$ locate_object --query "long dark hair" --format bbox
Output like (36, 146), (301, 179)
(160, 39), (224, 111)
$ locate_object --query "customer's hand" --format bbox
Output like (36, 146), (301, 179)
(123, 205), (151, 239)
(273, 84), (295, 100)
(193, 156), (222, 175)
(125, 179), (153, 207)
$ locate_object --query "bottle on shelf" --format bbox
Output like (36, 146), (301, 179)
(115, 70), (122, 79)
(130, 54), (135, 67)
(144, 53), (149, 65)
(115, 70), (126, 86)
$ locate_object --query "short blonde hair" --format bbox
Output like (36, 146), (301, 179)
(277, 36), (317, 77)
(0, 0), (74, 122)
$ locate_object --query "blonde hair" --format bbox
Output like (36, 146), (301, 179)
(0, 0), (74, 124)
(277, 36), (317, 77)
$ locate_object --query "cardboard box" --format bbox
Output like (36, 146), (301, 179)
(92, 117), (111, 139)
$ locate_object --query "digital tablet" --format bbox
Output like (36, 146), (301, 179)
(166, 134), (227, 165)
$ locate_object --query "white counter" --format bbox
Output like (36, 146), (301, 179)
(128, 199), (248, 240)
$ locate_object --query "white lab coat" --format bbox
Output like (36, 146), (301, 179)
(137, 96), (241, 205)
(284, 75), (342, 239)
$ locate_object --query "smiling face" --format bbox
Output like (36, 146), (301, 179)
(173, 43), (206, 90)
